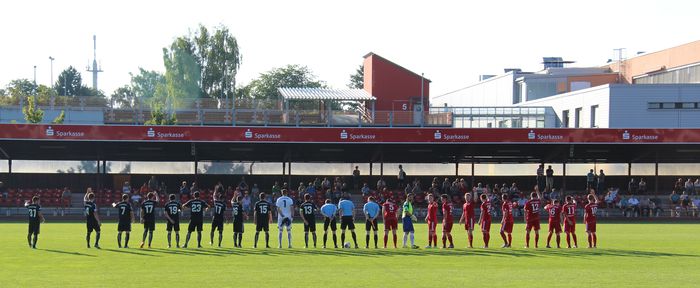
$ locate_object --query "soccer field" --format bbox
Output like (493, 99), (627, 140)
(1, 222), (699, 287)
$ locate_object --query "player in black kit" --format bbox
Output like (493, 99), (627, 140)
(231, 195), (247, 248)
(210, 192), (227, 247)
(113, 194), (134, 248)
(254, 192), (272, 248)
(140, 192), (159, 248)
(299, 194), (318, 248)
(183, 191), (209, 248)
(84, 189), (102, 249)
(25, 196), (45, 249)
(164, 194), (182, 248)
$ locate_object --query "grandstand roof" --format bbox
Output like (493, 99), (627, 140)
(278, 88), (376, 101)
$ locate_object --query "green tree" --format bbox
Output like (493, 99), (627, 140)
(194, 24), (242, 99)
(54, 66), (82, 96)
(22, 95), (44, 123)
(348, 64), (364, 89)
(52, 110), (65, 124)
(130, 68), (165, 100)
(144, 104), (177, 125)
(162, 37), (202, 105)
(110, 85), (136, 108)
(244, 65), (325, 110)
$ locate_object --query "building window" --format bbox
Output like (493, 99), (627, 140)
(648, 102), (662, 109)
(562, 110), (570, 128)
(648, 102), (699, 110)
(590, 105), (598, 128)
(574, 108), (582, 128)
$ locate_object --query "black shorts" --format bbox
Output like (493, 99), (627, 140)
(118, 220), (131, 232)
(304, 218), (316, 232)
(323, 217), (337, 231)
(365, 219), (378, 231)
(340, 216), (355, 230)
(28, 221), (40, 234)
(87, 219), (101, 233)
(143, 220), (155, 231)
(212, 219), (224, 232)
(166, 221), (180, 232)
(233, 220), (244, 233)
(188, 221), (203, 232)
(256, 218), (269, 232)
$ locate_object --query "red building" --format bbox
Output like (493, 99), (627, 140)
(363, 53), (431, 125)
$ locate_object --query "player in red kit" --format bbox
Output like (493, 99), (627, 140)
(545, 199), (563, 248)
(524, 191), (542, 248)
(478, 194), (492, 248)
(458, 193), (476, 248)
(584, 193), (599, 248)
(440, 194), (454, 249)
(425, 194), (438, 248)
(382, 197), (399, 248)
(500, 194), (515, 248)
(562, 196), (578, 248)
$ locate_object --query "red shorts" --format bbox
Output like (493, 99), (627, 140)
(564, 220), (576, 233)
(586, 221), (596, 233)
(480, 219), (491, 232)
(384, 218), (398, 231)
(526, 220), (541, 231)
(500, 221), (513, 233)
(427, 220), (437, 232)
(442, 221), (453, 233)
(548, 221), (562, 233)
(464, 218), (475, 231)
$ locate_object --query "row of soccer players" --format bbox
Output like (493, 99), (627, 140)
(24, 188), (599, 250)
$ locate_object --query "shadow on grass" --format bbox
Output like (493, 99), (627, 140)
(103, 248), (160, 257)
(43, 249), (97, 257)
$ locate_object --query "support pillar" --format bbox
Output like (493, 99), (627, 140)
(654, 162), (659, 195)
(455, 162), (459, 176)
(562, 162), (567, 195)
(470, 158), (475, 188)
(369, 162), (373, 176)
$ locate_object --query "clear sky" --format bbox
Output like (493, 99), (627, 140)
(1, 0), (699, 99)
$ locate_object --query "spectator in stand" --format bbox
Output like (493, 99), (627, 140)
(509, 183), (520, 198)
(429, 182), (440, 194)
(297, 182), (307, 196)
(627, 195), (640, 217)
(648, 198), (661, 217)
(638, 178), (647, 194)
(692, 197), (700, 216)
(361, 183), (371, 196)
(628, 178), (638, 195)
(640, 197), (650, 217)
(226, 186), (235, 199)
(214, 181), (224, 196)
(680, 191), (691, 216)
(313, 177), (322, 191)
(442, 178), (451, 194)
(242, 192), (252, 214)
(397, 165), (407, 188)
(139, 183), (149, 194)
(159, 182), (167, 197)
(473, 183), (485, 197)
(597, 170), (606, 194)
(450, 181), (460, 196)
(670, 190), (681, 217)
(325, 189), (333, 202)
(180, 181), (190, 199)
(536, 164), (546, 193)
(618, 197), (628, 216)
(695, 178), (700, 195)
(673, 178), (684, 194)
(500, 183), (509, 194)
(190, 182), (200, 196)
(549, 189), (559, 201)
(238, 177), (248, 192)
(685, 179), (694, 195)
(271, 181), (281, 196)
(586, 169), (596, 191)
(131, 192), (143, 213)
(459, 179), (469, 195)
(0, 181), (7, 199)
(376, 178), (387, 192)
(411, 179), (422, 195)
(122, 181), (132, 195)
(322, 177), (331, 191)
(545, 165), (554, 192)
(148, 176), (159, 192)
(306, 182), (316, 197)
(251, 184), (260, 196)
(61, 187), (72, 212)
(352, 166), (361, 190)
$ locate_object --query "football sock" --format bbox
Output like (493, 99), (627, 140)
(393, 233), (397, 248)
(351, 231), (357, 247)
(95, 232), (101, 246)
(323, 233), (327, 246)
(86, 232), (91, 247)
(588, 234), (592, 246)
(507, 234), (512, 246)
(142, 230), (148, 243)
(566, 234), (571, 247)
(125, 233), (130, 247)
(32, 234), (38, 247)
(118, 232), (122, 247)
(442, 234), (447, 247)
(332, 233), (337, 247)
(237, 233), (242, 247)
(264, 232), (269, 247)
(197, 231), (202, 246)
(218, 232), (222, 247)
(409, 232), (415, 246)
(448, 234), (454, 246)
(433, 235), (438, 246)
(148, 231), (154, 247)
(593, 234), (597, 247)
(312, 233), (317, 247)
(547, 233), (552, 246)
(556, 234), (561, 247)
(185, 232), (191, 246)
(500, 232), (507, 244)
(254, 232), (259, 247)
(341, 232), (346, 245)
(233, 233), (238, 247)
(167, 232), (172, 246)
(384, 234), (388, 247)
(278, 230), (283, 246)
(483, 233), (489, 247)
(468, 234), (473, 247)
(403, 233), (408, 247)
(572, 234), (577, 246)
(366, 233), (370, 247)
(373, 233), (378, 247)
(211, 231), (215, 244)
(305, 232), (309, 247)
(534, 233), (539, 247)
(176, 233), (180, 246)
(27, 234), (32, 247)
(287, 230), (292, 246)
(526, 233), (530, 247)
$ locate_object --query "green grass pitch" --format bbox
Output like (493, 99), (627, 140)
(1, 222), (699, 287)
